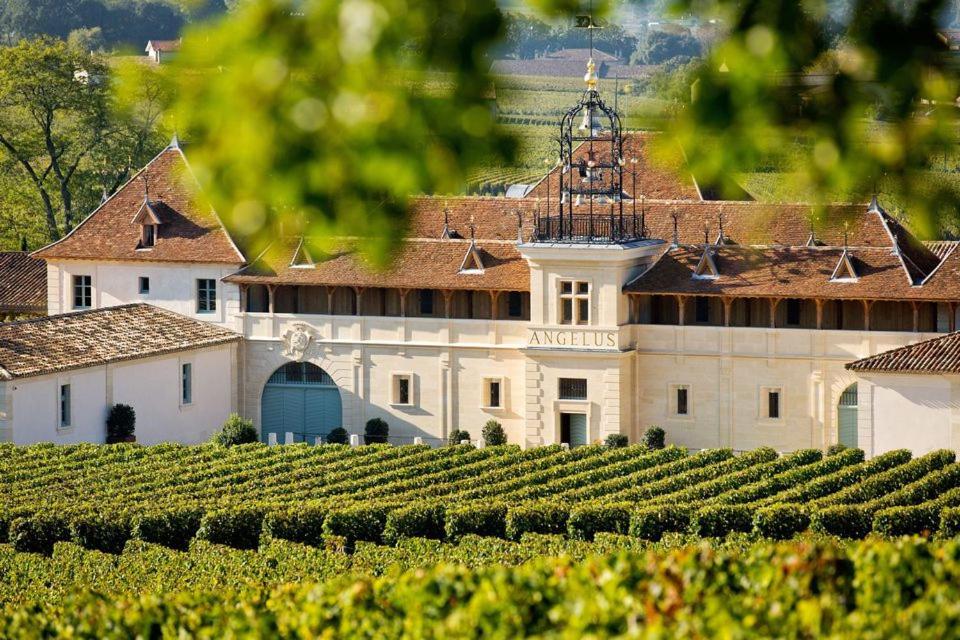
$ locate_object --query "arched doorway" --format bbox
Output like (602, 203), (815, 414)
(261, 362), (342, 443)
(838, 383), (858, 448)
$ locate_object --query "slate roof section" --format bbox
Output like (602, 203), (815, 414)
(33, 146), (245, 265)
(847, 332), (960, 374)
(0, 304), (240, 380)
(225, 238), (530, 292)
(0, 252), (47, 314)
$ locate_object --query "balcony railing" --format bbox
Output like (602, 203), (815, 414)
(532, 213), (644, 244)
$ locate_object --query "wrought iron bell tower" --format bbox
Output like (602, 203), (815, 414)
(533, 55), (640, 243)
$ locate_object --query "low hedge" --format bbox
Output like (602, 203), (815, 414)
(567, 503), (631, 541)
(445, 503), (507, 540)
(9, 515), (70, 555)
(505, 502), (570, 541)
(629, 505), (691, 541)
(322, 505), (389, 547)
(131, 507), (204, 551)
(382, 502), (446, 545)
(69, 513), (131, 554)
(872, 505), (940, 537)
(689, 505), (754, 538)
(939, 507), (960, 538)
(811, 505), (874, 539)
(753, 504), (809, 540)
(195, 507), (265, 550)
(262, 504), (327, 546)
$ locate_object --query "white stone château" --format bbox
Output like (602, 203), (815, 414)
(12, 74), (960, 455)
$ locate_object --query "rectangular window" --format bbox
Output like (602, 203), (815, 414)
(786, 299), (801, 326)
(559, 280), (589, 325)
(392, 374), (413, 406)
(677, 387), (689, 416)
(181, 363), (192, 405)
(507, 291), (523, 318)
(559, 377), (587, 400)
(143, 225), (155, 247)
(59, 384), (71, 428)
(197, 279), (216, 313)
(73, 275), (92, 309)
(419, 289), (434, 315)
(768, 390), (780, 419)
(695, 297), (709, 323)
(489, 380), (501, 408)
(138, 277), (150, 295)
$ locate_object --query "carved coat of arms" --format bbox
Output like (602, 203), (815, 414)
(281, 324), (318, 361)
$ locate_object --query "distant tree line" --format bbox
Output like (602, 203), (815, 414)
(496, 13), (638, 60)
(0, 0), (230, 50)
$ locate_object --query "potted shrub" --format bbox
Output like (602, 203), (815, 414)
(212, 414), (258, 446)
(106, 404), (136, 444)
(326, 427), (349, 444)
(448, 429), (471, 446)
(481, 420), (507, 446)
(642, 426), (665, 450)
(364, 418), (389, 445)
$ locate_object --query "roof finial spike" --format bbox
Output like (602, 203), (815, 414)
(843, 221), (849, 250)
(516, 210), (523, 244)
(703, 222), (709, 245)
(868, 193), (880, 213)
(168, 131), (180, 149)
(671, 210), (680, 247)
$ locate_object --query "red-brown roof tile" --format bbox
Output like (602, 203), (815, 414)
(0, 304), (240, 379)
(33, 147), (244, 265)
(226, 238), (529, 291)
(848, 332), (960, 374)
(0, 252), (46, 314)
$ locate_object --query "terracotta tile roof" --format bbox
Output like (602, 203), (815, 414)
(526, 132), (703, 201)
(0, 304), (240, 380)
(0, 252), (46, 314)
(847, 332), (960, 374)
(624, 244), (959, 301)
(33, 146), (244, 265)
(146, 40), (181, 52)
(406, 197), (535, 242)
(225, 238), (530, 292)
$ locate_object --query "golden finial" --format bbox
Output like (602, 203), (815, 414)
(584, 58), (598, 91)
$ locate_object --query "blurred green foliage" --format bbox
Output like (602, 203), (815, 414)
(165, 0), (517, 266)
(663, 0), (960, 236)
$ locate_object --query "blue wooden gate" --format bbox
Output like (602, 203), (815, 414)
(261, 362), (342, 443)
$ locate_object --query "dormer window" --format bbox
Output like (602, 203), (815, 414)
(132, 196), (162, 250)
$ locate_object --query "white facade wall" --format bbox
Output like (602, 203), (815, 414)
(0, 344), (237, 445)
(46, 260), (242, 328)
(858, 374), (960, 456)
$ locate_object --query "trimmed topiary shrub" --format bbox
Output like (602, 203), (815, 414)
(505, 502), (570, 540)
(383, 502), (446, 545)
(827, 443), (849, 456)
(482, 420), (507, 446)
(106, 403), (136, 442)
(445, 503), (507, 540)
(10, 515), (70, 555)
(629, 505), (691, 541)
(196, 507), (265, 550)
(132, 508), (204, 551)
(811, 505), (874, 539)
(364, 418), (389, 445)
(873, 505), (940, 537)
(568, 503), (631, 541)
(70, 513), (131, 554)
(326, 427), (349, 445)
(212, 414), (258, 447)
(753, 504), (810, 540)
(323, 505), (389, 547)
(448, 429), (471, 446)
(939, 507), (960, 538)
(605, 433), (629, 448)
(263, 504), (327, 546)
(642, 426), (666, 450)
(690, 505), (754, 537)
